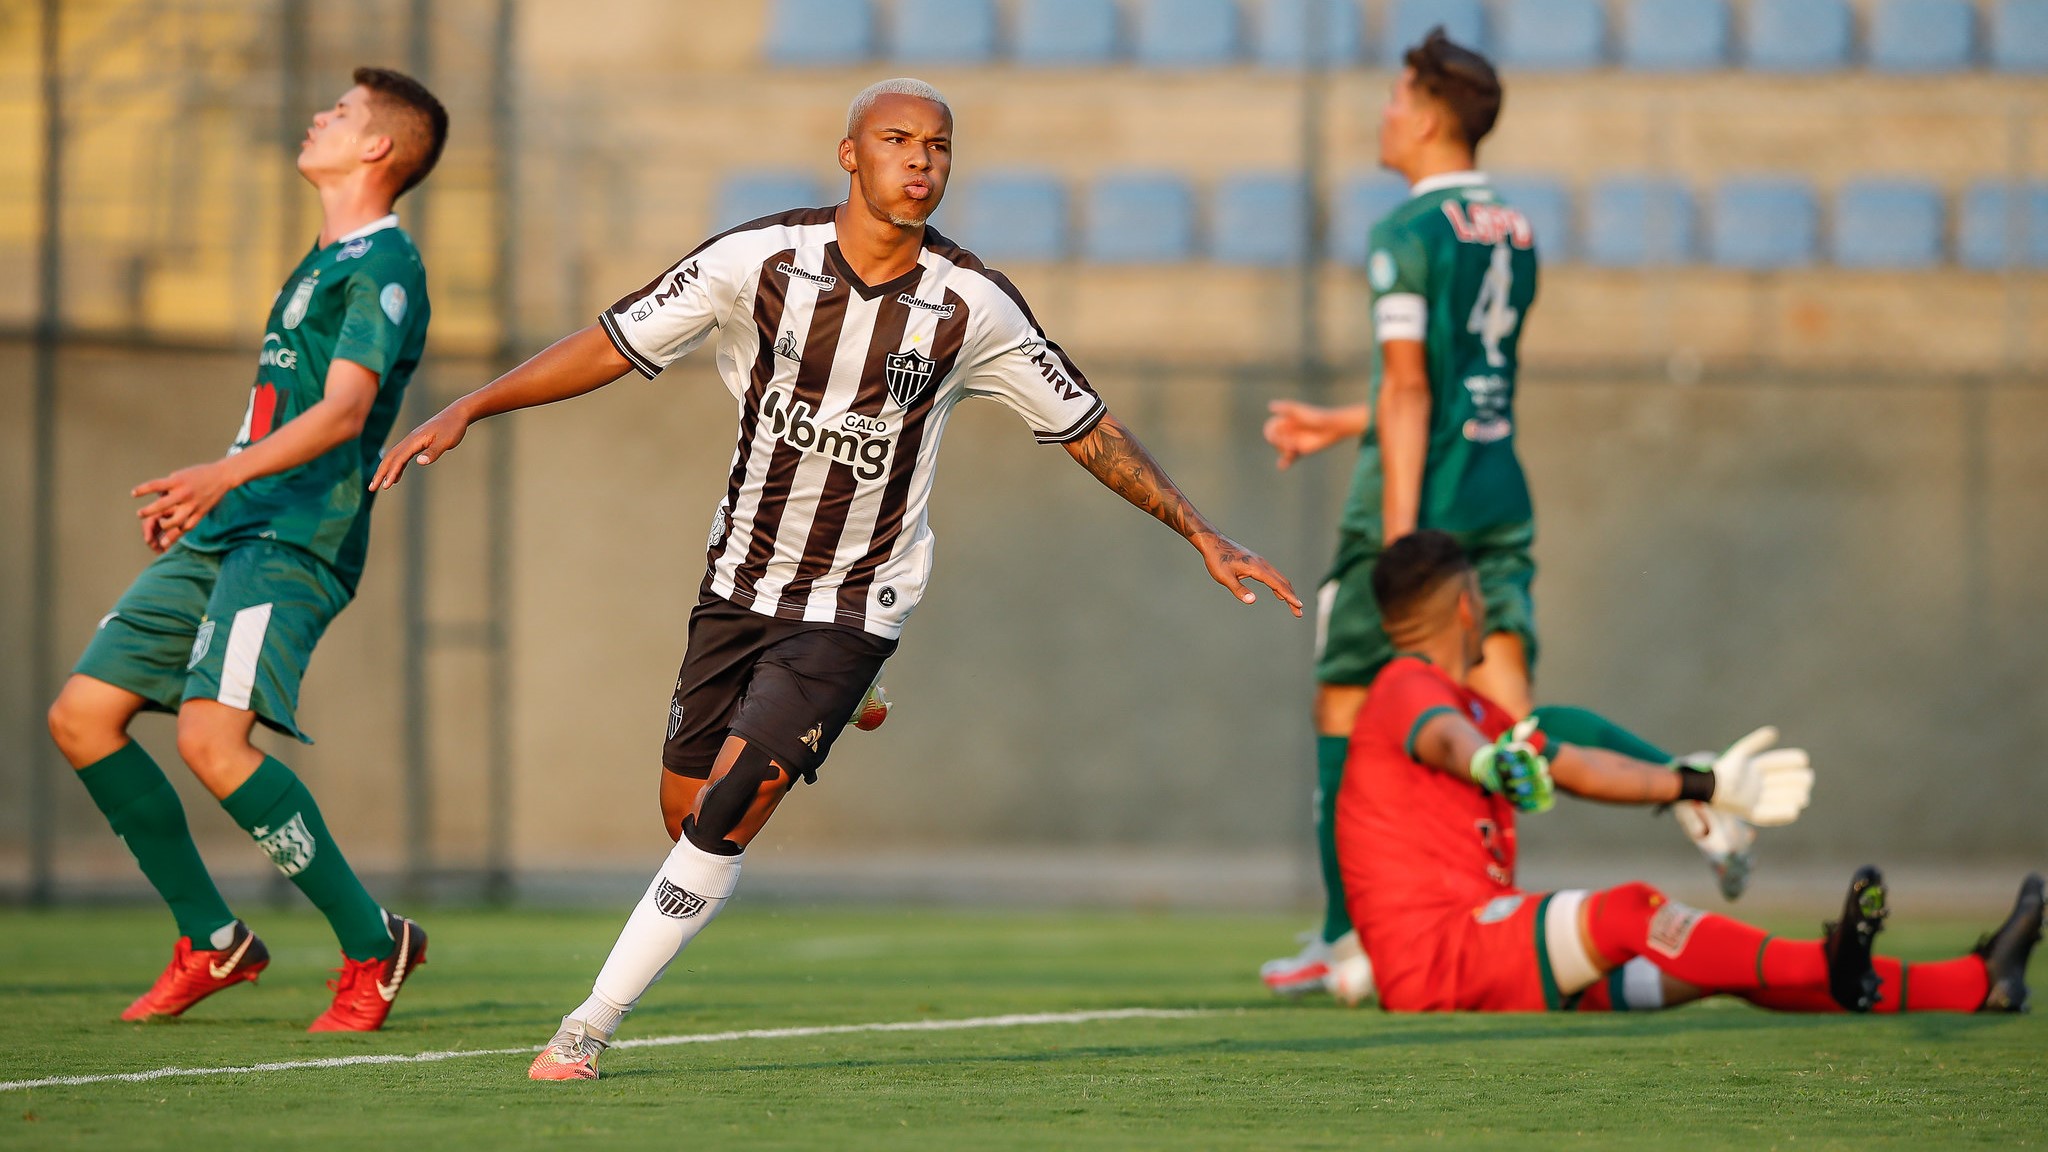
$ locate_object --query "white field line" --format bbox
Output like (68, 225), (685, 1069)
(0, 1007), (1206, 1093)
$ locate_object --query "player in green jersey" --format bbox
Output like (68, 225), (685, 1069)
(44, 68), (447, 1033)
(1260, 30), (1757, 1004)
(1259, 29), (1532, 1005)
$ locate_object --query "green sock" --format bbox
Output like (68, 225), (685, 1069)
(76, 742), (237, 946)
(220, 756), (392, 961)
(1528, 705), (1673, 763)
(1314, 734), (1353, 944)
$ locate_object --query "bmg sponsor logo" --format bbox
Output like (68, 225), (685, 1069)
(759, 388), (893, 482)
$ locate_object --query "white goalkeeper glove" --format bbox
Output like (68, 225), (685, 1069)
(1704, 726), (1813, 827)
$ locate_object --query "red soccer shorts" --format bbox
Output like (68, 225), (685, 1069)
(1370, 891), (1582, 1012)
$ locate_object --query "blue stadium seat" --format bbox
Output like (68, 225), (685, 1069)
(1014, 0), (1120, 65)
(1134, 0), (1242, 67)
(1328, 173), (1411, 265)
(1958, 181), (2048, 268)
(1251, 0), (1366, 68)
(1869, 0), (1977, 72)
(1990, 0), (2048, 71)
(1743, 0), (1851, 72)
(1498, 0), (1607, 71)
(1621, 0), (1730, 71)
(890, 0), (998, 63)
(1380, 0), (1487, 66)
(764, 0), (874, 64)
(1490, 176), (1573, 260)
(716, 172), (828, 231)
(1709, 178), (1819, 269)
(1211, 175), (1307, 266)
(1583, 177), (1696, 266)
(1082, 174), (1197, 263)
(1831, 180), (1945, 269)
(949, 174), (1070, 262)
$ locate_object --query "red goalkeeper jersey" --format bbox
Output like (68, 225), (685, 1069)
(1335, 655), (1547, 928)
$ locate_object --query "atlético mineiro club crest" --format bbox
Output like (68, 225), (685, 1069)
(654, 878), (708, 918)
(884, 349), (936, 408)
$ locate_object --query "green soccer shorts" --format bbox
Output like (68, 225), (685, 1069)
(73, 539), (351, 741)
(1313, 522), (1538, 687)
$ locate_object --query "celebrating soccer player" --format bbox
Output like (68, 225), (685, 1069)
(1258, 28), (1749, 1004)
(45, 69), (446, 1031)
(1336, 531), (2040, 1015)
(368, 78), (1302, 1081)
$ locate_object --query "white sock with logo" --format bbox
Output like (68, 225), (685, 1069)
(574, 836), (744, 1040)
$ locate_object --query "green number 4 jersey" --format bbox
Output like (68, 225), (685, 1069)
(1343, 171), (1539, 542)
(181, 215), (430, 591)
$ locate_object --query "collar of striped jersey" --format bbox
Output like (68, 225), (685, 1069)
(824, 240), (928, 302)
(1408, 171), (1488, 198)
(335, 213), (401, 244)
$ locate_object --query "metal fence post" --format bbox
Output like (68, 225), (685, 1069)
(27, 0), (66, 908)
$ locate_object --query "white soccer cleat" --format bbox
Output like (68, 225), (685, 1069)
(1259, 931), (1332, 997)
(1324, 930), (1377, 1007)
(1675, 798), (1756, 902)
(528, 1017), (607, 1082)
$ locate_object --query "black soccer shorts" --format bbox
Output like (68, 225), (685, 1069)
(661, 592), (897, 783)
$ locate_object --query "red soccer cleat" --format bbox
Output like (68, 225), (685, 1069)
(121, 922), (270, 1021)
(307, 914), (428, 1033)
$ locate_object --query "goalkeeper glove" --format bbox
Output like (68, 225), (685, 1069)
(1469, 717), (1554, 813)
(1700, 726), (1813, 827)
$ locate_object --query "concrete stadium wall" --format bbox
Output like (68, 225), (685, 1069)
(4, 335), (2044, 905)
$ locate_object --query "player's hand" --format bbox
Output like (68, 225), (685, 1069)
(369, 407), (470, 491)
(132, 461), (235, 552)
(1469, 717), (1554, 812)
(1191, 531), (1303, 616)
(1704, 726), (1812, 827)
(1263, 400), (1359, 470)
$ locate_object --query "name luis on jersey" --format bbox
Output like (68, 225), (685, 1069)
(760, 387), (893, 481)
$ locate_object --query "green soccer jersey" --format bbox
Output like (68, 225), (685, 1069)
(183, 215), (429, 590)
(1340, 172), (1539, 543)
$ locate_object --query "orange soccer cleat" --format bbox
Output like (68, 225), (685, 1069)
(121, 922), (270, 1021)
(307, 913), (428, 1033)
(528, 1018), (608, 1081)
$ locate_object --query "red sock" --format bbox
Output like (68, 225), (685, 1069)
(1709, 957), (1987, 1013)
(1576, 979), (1613, 1012)
(1586, 881), (1827, 992)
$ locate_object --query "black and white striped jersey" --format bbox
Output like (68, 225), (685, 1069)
(600, 206), (1106, 639)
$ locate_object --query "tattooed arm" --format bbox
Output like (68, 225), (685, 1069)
(1065, 411), (1303, 616)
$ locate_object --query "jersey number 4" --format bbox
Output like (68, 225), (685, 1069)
(1467, 243), (1521, 369)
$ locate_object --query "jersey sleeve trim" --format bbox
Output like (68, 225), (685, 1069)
(1033, 397), (1107, 445)
(1373, 294), (1427, 343)
(599, 308), (662, 379)
(1404, 705), (1459, 762)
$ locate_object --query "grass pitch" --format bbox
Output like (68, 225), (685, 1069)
(3, 905), (2041, 1149)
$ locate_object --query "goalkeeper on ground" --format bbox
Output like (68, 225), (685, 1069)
(1336, 530), (2040, 1014)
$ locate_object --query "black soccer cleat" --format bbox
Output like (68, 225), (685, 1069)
(1974, 873), (2043, 1013)
(1822, 865), (1888, 1013)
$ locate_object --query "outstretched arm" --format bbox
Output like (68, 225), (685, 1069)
(369, 324), (631, 491)
(1548, 744), (1685, 806)
(1262, 400), (1370, 470)
(1064, 410), (1302, 616)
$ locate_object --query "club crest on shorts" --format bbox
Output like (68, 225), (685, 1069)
(252, 813), (317, 877)
(666, 699), (685, 742)
(884, 349), (936, 408)
(654, 878), (707, 918)
(187, 619), (216, 670)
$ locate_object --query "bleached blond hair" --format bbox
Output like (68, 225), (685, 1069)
(845, 77), (950, 136)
